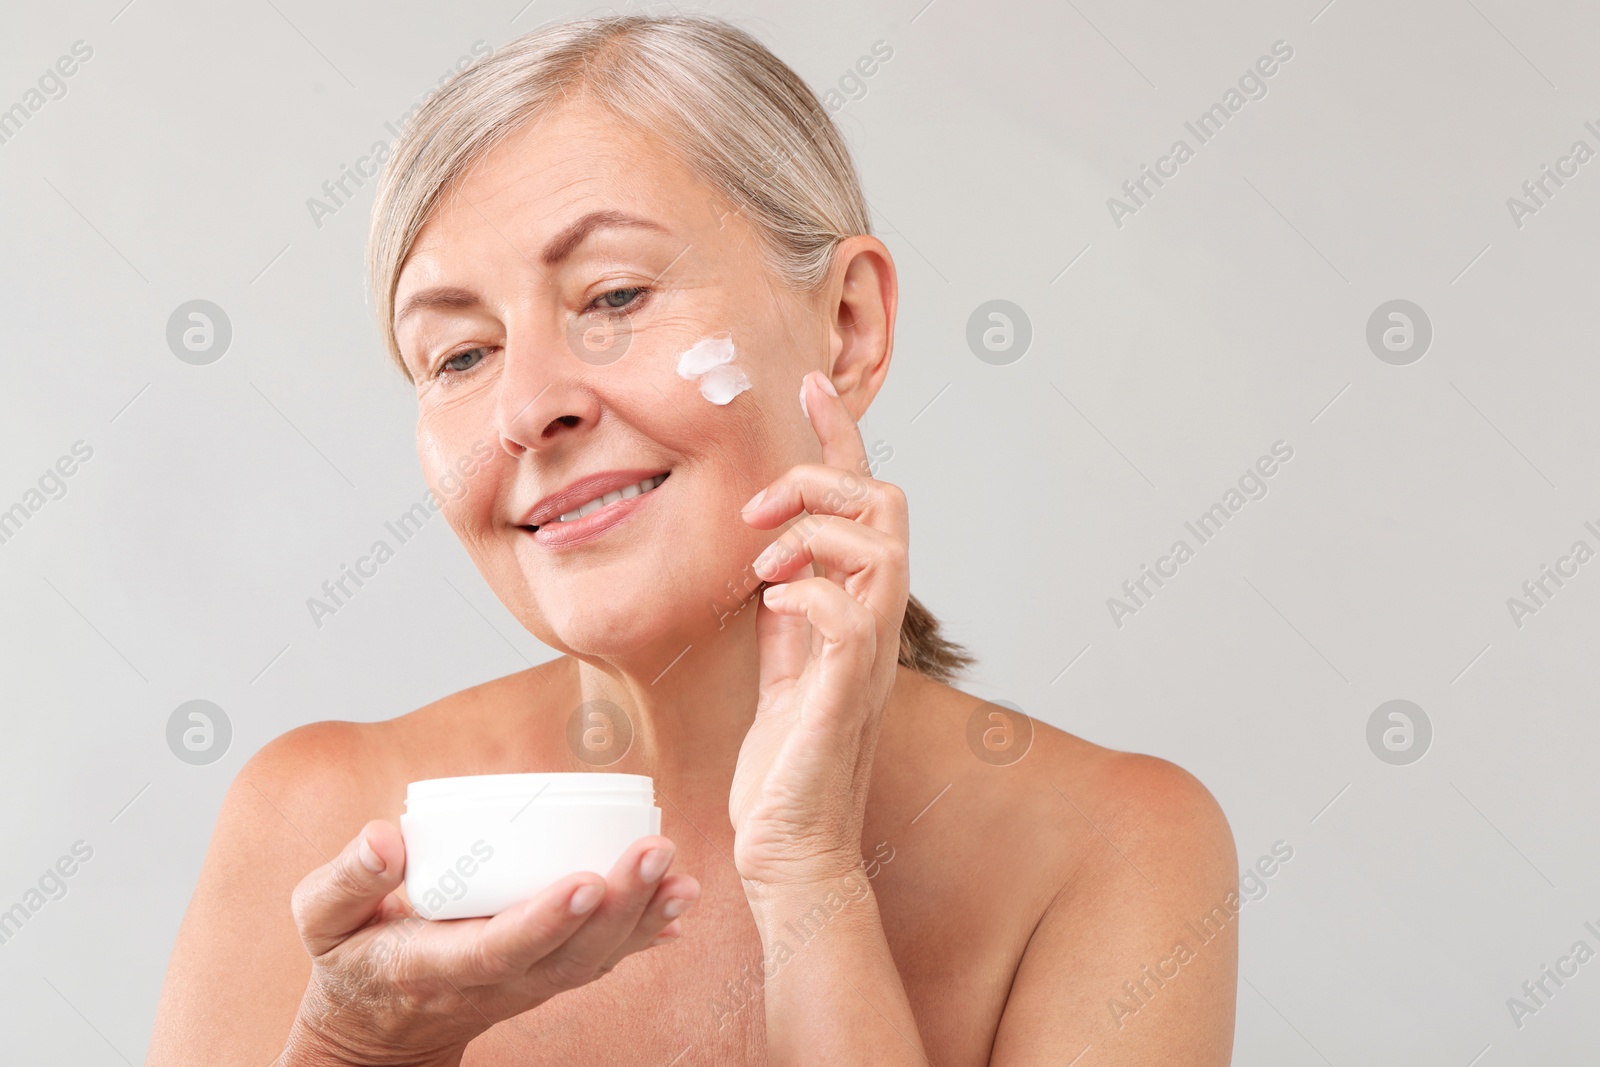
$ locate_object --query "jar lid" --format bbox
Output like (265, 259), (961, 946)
(404, 772), (655, 811)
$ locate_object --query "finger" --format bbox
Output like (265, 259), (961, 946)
(649, 919), (684, 947)
(798, 369), (871, 474)
(760, 577), (878, 697)
(754, 582), (812, 687)
(751, 514), (908, 605)
(754, 580), (880, 764)
(528, 836), (679, 993)
(291, 820), (406, 958)
(742, 462), (908, 544)
(596, 871), (700, 971)
(458, 871), (609, 983)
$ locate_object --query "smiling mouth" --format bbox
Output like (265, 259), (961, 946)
(527, 472), (670, 531)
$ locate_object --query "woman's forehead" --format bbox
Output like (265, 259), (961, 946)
(442, 108), (702, 224)
(404, 145), (719, 289)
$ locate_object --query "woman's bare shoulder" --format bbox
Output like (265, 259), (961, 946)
(239, 661), (570, 837)
(897, 676), (1242, 1060)
(147, 666), (566, 1064)
(1030, 716), (1234, 875)
(889, 669), (1236, 886)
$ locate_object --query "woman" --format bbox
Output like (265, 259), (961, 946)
(148, 14), (1237, 1066)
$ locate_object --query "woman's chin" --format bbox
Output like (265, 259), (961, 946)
(490, 547), (761, 660)
(538, 602), (701, 660)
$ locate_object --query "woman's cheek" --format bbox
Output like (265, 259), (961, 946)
(417, 420), (502, 527)
(433, 476), (504, 569)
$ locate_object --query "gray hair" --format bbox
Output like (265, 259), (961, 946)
(366, 13), (869, 381)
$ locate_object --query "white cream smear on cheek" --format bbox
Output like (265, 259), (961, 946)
(675, 334), (752, 405)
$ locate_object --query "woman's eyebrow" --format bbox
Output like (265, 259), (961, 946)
(395, 212), (670, 326)
(396, 286), (480, 326)
(540, 209), (669, 266)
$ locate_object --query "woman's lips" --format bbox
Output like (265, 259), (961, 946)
(525, 472), (668, 548)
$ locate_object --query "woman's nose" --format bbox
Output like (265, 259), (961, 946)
(493, 336), (603, 457)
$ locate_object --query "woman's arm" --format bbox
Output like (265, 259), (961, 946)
(146, 722), (366, 1065)
(989, 755), (1239, 1066)
(745, 874), (927, 1066)
(147, 720), (696, 1066)
(732, 366), (925, 1064)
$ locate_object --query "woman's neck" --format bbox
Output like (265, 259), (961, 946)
(563, 599), (764, 796)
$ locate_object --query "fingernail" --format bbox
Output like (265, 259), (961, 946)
(762, 583), (786, 606)
(651, 920), (683, 946)
(752, 544), (777, 578)
(798, 380), (809, 419)
(742, 487), (767, 513)
(357, 835), (385, 874)
(640, 848), (671, 883)
(816, 372), (838, 397)
(663, 897), (694, 920)
(570, 883), (604, 915)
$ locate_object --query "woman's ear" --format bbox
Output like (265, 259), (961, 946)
(824, 236), (898, 419)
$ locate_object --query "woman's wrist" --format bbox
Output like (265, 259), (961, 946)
(283, 996), (466, 1067)
(734, 830), (870, 900)
(741, 862), (881, 944)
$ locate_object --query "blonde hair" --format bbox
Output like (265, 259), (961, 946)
(366, 13), (974, 683)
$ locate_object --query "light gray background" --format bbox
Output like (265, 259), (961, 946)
(2, 0), (1595, 1063)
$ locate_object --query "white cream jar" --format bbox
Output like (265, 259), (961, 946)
(400, 772), (661, 921)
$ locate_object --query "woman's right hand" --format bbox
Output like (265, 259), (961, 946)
(281, 820), (699, 1067)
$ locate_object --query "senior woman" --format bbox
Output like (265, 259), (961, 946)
(148, 14), (1236, 1066)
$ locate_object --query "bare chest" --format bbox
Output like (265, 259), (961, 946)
(460, 911), (771, 1067)
(457, 876), (1017, 1067)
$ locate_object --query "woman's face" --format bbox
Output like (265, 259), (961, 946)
(392, 104), (834, 659)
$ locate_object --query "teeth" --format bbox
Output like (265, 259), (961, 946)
(554, 474), (665, 523)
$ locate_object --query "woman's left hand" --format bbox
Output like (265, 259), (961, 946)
(729, 369), (910, 892)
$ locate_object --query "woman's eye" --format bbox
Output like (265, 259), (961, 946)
(592, 287), (645, 311)
(440, 347), (488, 375)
